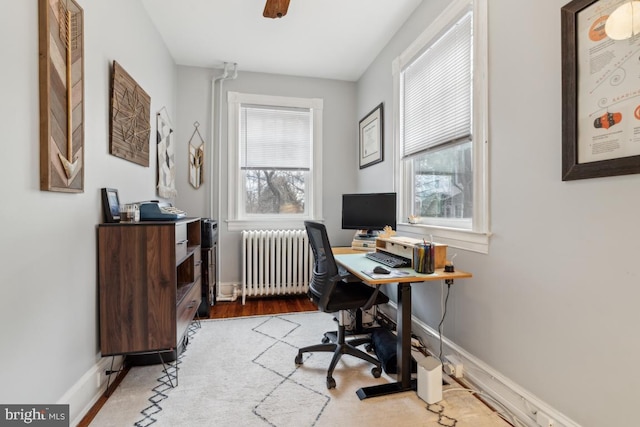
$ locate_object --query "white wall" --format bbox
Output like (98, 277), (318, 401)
(0, 0), (176, 423)
(357, 1), (640, 426)
(174, 67), (358, 286)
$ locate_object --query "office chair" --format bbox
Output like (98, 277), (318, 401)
(295, 221), (389, 389)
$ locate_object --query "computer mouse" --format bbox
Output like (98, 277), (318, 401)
(373, 266), (391, 274)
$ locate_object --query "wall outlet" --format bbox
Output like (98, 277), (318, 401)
(536, 410), (555, 427)
(96, 371), (103, 388)
(444, 354), (464, 378)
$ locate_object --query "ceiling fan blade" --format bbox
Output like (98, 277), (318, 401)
(263, 0), (290, 19)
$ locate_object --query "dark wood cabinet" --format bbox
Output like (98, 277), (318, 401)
(97, 218), (201, 357)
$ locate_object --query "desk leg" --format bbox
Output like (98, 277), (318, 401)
(356, 282), (417, 399)
(397, 282), (414, 389)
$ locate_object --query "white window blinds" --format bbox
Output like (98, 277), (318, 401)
(240, 105), (311, 170)
(402, 11), (473, 158)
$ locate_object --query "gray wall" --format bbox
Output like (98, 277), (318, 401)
(0, 0), (176, 422)
(174, 67), (358, 286)
(5, 0), (639, 425)
(357, 1), (640, 426)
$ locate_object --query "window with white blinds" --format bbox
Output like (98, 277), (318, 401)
(240, 105), (311, 171)
(226, 92), (323, 230)
(402, 11), (472, 159)
(393, 0), (489, 252)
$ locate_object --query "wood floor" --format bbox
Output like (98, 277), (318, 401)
(206, 294), (317, 319)
(77, 295), (316, 427)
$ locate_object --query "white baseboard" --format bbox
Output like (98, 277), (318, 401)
(379, 303), (581, 427)
(57, 355), (124, 427)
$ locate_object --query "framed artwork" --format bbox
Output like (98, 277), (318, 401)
(110, 61), (151, 167)
(156, 108), (177, 198)
(561, 0), (640, 180)
(38, 0), (85, 192)
(101, 188), (120, 223)
(359, 103), (384, 169)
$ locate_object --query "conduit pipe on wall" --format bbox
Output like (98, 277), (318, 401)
(210, 62), (238, 301)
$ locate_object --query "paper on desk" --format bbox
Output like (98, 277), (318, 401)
(361, 269), (411, 279)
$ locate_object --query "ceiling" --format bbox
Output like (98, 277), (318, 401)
(140, 0), (423, 82)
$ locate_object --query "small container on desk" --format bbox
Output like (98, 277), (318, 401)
(413, 243), (435, 274)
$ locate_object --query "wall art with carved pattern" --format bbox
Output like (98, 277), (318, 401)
(38, 0), (85, 192)
(109, 61), (151, 167)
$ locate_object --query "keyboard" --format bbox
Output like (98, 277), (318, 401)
(365, 251), (411, 268)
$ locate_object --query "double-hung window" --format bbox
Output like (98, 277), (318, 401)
(394, 0), (488, 252)
(227, 92), (323, 231)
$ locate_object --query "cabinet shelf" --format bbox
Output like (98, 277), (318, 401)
(176, 280), (196, 304)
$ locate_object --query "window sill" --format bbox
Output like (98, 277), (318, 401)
(396, 223), (490, 254)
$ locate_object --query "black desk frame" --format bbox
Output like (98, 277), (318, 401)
(355, 278), (454, 399)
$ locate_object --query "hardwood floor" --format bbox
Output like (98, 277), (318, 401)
(206, 294), (317, 318)
(77, 295), (316, 427)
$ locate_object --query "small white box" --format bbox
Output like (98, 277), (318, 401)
(417, 356), (442, 404)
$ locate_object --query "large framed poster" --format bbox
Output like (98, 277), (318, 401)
(562, 0), (640, 180)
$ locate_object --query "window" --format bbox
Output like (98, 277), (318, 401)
(227, 92), (323, 231)
(393, 0), (488, 252)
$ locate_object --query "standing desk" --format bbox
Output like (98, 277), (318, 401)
(333, 252), (472, 399)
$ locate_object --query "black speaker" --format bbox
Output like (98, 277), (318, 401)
(201, 219), (218, 248)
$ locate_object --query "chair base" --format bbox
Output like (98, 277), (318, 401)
(295, 324), (382, 389)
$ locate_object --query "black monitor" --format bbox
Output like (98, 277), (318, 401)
(341, 192), (397, 236)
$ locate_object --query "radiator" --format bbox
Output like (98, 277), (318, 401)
(241, 229), (313, 304)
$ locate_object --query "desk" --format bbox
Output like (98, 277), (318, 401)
(333, 252), (472, 399)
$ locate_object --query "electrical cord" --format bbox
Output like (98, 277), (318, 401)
(438, 281), (452, 362)
(455, 362), (542, 426)
(443, 387), (525, 427)
(410, 334), (428, 355)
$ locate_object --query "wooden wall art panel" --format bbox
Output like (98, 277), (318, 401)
(38, 0), (85, 192)
(109, 61), (151, 167)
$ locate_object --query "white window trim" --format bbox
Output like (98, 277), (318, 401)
(227, 91), (323, 232)
(392, 0), (490, 253)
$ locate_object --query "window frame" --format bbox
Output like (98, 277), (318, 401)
(392, 0), (490, 253)
(227, 92), (323, 232)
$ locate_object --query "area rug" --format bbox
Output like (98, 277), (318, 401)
(89, 312), (510, 427)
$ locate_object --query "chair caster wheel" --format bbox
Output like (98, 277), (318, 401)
(295, 353), (303, 365)
(321, 336), (330, 344)
(371, 366), (382, 378)
(326, 376), (336, 389)
(365, 344), (373, 352)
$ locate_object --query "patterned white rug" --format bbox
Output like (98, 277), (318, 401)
(90, 312), (510, 427)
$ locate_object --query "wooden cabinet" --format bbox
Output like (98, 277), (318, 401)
(97, 218), (201, 357)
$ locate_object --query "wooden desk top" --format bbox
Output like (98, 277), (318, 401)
(334, 252), (472, 285)
(332, 246), (369, 255)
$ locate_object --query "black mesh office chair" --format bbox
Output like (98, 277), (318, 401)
(295, 221), (389, 389)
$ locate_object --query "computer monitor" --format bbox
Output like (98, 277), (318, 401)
(341, 192), (397, 236)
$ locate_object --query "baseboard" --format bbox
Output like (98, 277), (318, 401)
(379, 303), (581, 427)
(57, 355), (124, 426)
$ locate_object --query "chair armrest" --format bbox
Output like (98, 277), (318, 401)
(361, 285), (381, 311)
